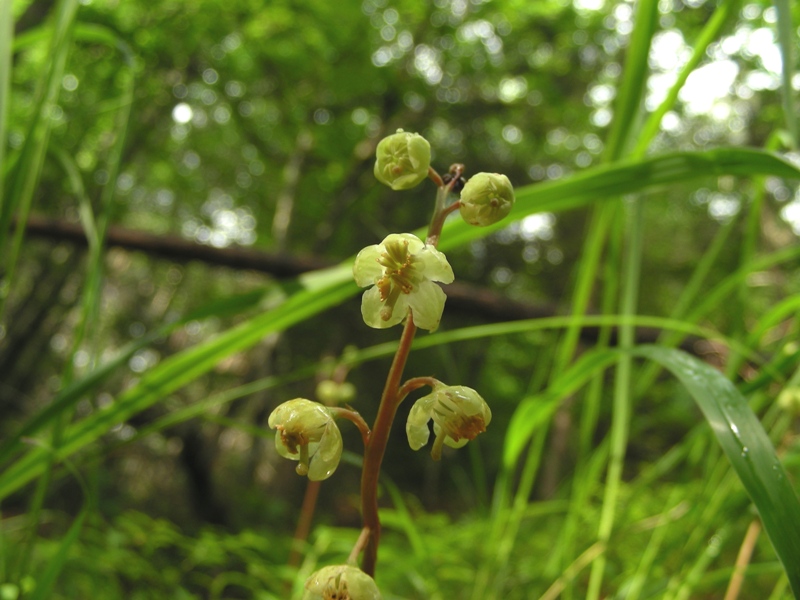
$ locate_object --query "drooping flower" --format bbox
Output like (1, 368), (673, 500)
(373, 129), (431, 190)
(268, 399), (343, 481)
(353, 233), (454, 332)
(302, 565), (382, 600)
(459, 172), (515, 226)
(406, 384), (491, 460)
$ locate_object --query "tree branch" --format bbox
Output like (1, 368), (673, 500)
(19, 214), (702, 352)
(22, 214), (330, 277)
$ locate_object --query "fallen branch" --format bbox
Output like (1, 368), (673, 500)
(20, 214), (700, 351)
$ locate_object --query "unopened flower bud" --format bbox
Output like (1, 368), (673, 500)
(406, 384), (491, 460)
(778, 387), (800, 414)
(315, 380), (357, 405)
(374, 129), (431, 190)
(303, 565), (382, 600)
(268, 399), (343, 481)
(459, 172), (514, 226)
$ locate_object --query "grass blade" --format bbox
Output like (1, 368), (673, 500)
(634, 0), (741, 156)
(603, 0), (659, 161)
(27, 510), (87, 600)
(436, 148), (800, 252)
(632, 345), (800, 596)
(0, 0), (12, 219)
(772, 0), (798, 149)
(503, 348), (620, 469)
(0, 0), (79, 316)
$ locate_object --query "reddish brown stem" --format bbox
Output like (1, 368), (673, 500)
(428, 166), (444, 187)
(348, 527), (372, 565)
(329, 406), (371, 447)
(397, 376), (440, 404)
(288, 480), (322, 568)
(426, 165), (463, 247)
(359, 313), (418, 576)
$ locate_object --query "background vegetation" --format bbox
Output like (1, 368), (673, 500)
(1, 0), (800, 598)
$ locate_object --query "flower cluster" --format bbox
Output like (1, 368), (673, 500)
(272, 130), (513, 592)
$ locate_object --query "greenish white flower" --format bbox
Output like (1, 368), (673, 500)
(406, 384), (491, 460)
(373, 129), (431, 190)
(302, 565), (382, 600)
(459, 172), (515, 226)
(353, 233), (454, 332)
(268, 399), (343, 481)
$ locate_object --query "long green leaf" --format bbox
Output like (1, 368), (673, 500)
(603, 0), (658, 161)
(634, 0), (740, 156)
(436, 148), (800, 253)
(0, 0), (12, 219)
(631, 345), (800, 597)
(772, 0), (798, 149)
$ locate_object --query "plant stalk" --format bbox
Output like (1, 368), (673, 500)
(359, 315), (418, 576)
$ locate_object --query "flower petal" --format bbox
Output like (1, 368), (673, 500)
(407, 280), (446, 331)
(392, 232), (426, 254)
(448, 386), (492, 422)
(353, 244), (383, 287)
(359, 286), (384, 328)
(360, 286), (407, 329)
(274, 433), (299, 459)
(414, 246), (454, 284)
(270, 399), (331, 429)
(444, 436), (469, 449)
(406, 394), (436, 450)
(308, 421), (343, 481)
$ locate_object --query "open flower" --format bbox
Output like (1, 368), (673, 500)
(373, 129), (431, 190)
(353, 233), (454, 331)
(268, 399), (342, 481)
(303, 565), (382, 600)
(406, 384), (491, 460)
